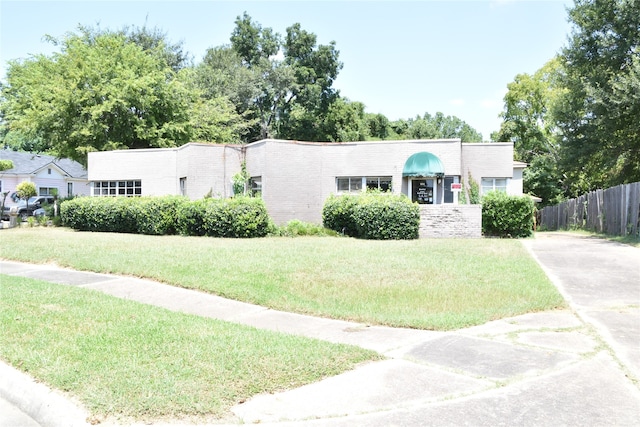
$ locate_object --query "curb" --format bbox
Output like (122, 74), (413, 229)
(0, 361), (90, 427)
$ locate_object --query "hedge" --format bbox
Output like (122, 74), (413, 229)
(323, 192), (419, 240)
(61, 196), (271, 238)
(482, 191), (535, 238)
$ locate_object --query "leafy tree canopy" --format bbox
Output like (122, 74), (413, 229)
(391, 112), (482, 142)
(557, 0), (640, 193)
(195, 12), (343, 142)
(16, 181), (36, 201)
(1, 27), (193, 164)
(494, 58), (566, 205)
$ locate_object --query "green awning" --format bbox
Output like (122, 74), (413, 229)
(402, 152), (445, 177)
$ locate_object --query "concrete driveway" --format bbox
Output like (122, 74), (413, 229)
(522, 232), (640, 382)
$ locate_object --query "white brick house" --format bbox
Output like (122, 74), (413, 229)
(88, 138), (524, 226)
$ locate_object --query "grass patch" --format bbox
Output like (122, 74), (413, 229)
(0, 275), (380, 423)
(0, 228), (565, 330)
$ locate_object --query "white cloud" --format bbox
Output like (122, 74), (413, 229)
(480, 88), (508, 109)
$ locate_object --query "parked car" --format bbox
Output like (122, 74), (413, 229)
(1, 196), (55, 221)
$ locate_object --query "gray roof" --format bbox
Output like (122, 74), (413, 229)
(0, 149), (87, 179)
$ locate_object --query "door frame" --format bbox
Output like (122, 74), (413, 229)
(408, 177), (437, 204)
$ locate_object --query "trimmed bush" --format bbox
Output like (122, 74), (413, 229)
(61, 197), (137, 233)
(176, 199), (209, 236)
(130, 196), (188, 235)
(62, 196), (272, 238)
(322, 194), (359, 236)
(199, 197), (271, 238)
(323, 192), (419, 240)
(482, 191), (535, 238)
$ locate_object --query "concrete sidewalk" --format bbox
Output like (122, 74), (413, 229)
(1, 232), (639, 426)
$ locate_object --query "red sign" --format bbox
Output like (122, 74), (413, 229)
(451, 183), (462, 191)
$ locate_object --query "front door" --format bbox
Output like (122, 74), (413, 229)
(411, 179), (435, 204)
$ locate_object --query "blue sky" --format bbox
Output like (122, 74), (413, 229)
(0, 0), (574, 140)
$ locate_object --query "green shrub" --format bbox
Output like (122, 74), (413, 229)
(323, 192), (419, 240)
(322, 194), (359, 235)
(273, 220), (339, 237)
(63, 196), (271, 238)
(176, 199), (209, 236)
(131, 196), (187, 235)
(482, 191), (535, 238)
(201, 197), (271, 238)
(352, 193), (419, 240)
(62, 197), (137, 233)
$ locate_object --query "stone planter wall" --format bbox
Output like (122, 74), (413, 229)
(419, 205), (482, 238)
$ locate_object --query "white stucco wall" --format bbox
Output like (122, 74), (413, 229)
(177, 144), (243, 199)
(249, 139), (463, 224)
(88, 148), (178, 196)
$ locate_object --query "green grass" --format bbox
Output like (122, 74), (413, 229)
(0, 275), (380, 423)
(0, 227), (565, 330)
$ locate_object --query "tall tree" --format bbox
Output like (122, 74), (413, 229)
(366, 113), (392, 140)
(215, 13), (343, 142)
(494, 58), (566, 204)
(322, 98), (368, 142)
(122, 24), (192, 72)
(0, 28), (193, 164)
(556, 0), (640, 194)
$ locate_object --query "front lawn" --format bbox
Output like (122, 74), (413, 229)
(0, 228), (565, 330)
(1, 275), (380, 423)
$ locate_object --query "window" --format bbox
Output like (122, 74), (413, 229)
(68, 182), (73, 197)
(48, 168), (52, 175)
(366, 177), (392, 192)
(481, 178), (507, 194)
(179, 177), (187, 196)
(93, 180), (141, 197)
(337, 176), (391, 193)
(39, 187), (57, 196)
(250, 177), (262, 197)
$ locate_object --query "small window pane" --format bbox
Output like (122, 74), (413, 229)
(350, 178), (362, 191)
(337, 178), (350, 192)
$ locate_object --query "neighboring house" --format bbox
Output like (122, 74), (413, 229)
(88, 139), (525, 229)
(0, 149), (90, 206)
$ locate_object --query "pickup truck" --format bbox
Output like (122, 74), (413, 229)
(1, 196), (55, 221)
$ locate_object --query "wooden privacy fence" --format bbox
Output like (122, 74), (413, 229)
(538, 182), (640, 237)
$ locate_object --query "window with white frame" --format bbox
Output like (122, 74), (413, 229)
(39, 187), (57, 196)
(481, 178), (507, 194)
(179, 177), (187, 196)
(93, 180), (142, 196)
(337, 176), (391, 193)
(366, 177), (392, 192)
